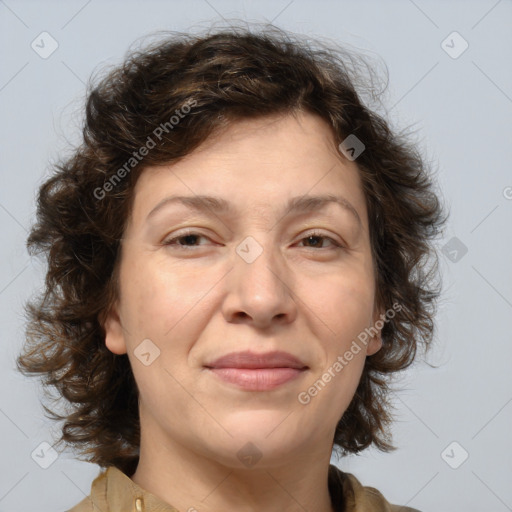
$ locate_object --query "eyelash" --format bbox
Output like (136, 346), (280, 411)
(162, 230), (344, 251)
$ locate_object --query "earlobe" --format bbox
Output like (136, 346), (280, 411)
(366, 332), (382, 356)
(102, 302), (128, 355)
(366, 308), (385, 356)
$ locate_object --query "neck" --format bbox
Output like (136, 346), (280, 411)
(131, 417), (336, 512)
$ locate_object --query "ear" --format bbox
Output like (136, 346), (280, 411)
(102, 301), (128, 355)
(366, 306), (384, 356)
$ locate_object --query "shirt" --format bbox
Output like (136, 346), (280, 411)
(67, 464), (421, 512)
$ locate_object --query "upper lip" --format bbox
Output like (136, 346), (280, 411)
(205, 350), (308, 370)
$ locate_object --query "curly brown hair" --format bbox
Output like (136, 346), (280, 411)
(17, 23), (448, 477)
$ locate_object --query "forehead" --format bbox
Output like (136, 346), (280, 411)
(128, 112), (368, 229)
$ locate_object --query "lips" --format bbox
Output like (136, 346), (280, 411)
(204, 351), (308, 391)
(205, 350), (308, 370)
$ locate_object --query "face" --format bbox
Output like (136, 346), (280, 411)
(104, 112), (383, 469)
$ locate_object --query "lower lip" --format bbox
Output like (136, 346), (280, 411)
(207, 367), (306, 391)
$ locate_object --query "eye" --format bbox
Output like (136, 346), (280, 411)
(162, 231), (210, 249)
(162, 230), (345, 251)
(296, 231), (344, 250)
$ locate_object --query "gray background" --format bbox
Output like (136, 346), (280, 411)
(1, 1), (511, 511)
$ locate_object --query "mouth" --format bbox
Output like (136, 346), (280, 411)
(204, 350), (309, 391)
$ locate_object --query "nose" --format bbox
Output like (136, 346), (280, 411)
(222, 238), (298, 329)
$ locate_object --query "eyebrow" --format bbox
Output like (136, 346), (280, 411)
(146, 193), (362, 227)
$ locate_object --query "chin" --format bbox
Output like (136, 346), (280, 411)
(207, 411), (312, 465)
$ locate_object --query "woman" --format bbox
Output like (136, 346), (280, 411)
(17, 24), (447, 512)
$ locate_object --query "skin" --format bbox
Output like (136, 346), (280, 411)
(104, 111), (384, 512)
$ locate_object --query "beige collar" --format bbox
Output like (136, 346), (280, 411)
(82, 463), (414, 512)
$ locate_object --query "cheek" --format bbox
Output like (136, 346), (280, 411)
(119, 255), (224, 391)
(313, 277), (374, 415)
(300, 279), (371, 424)
(303, 272), (375, 348)
(121, 255), (210, 336)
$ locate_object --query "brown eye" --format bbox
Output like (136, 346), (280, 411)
(163, 231), (209, 249)
(297, 231), (343, 250)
